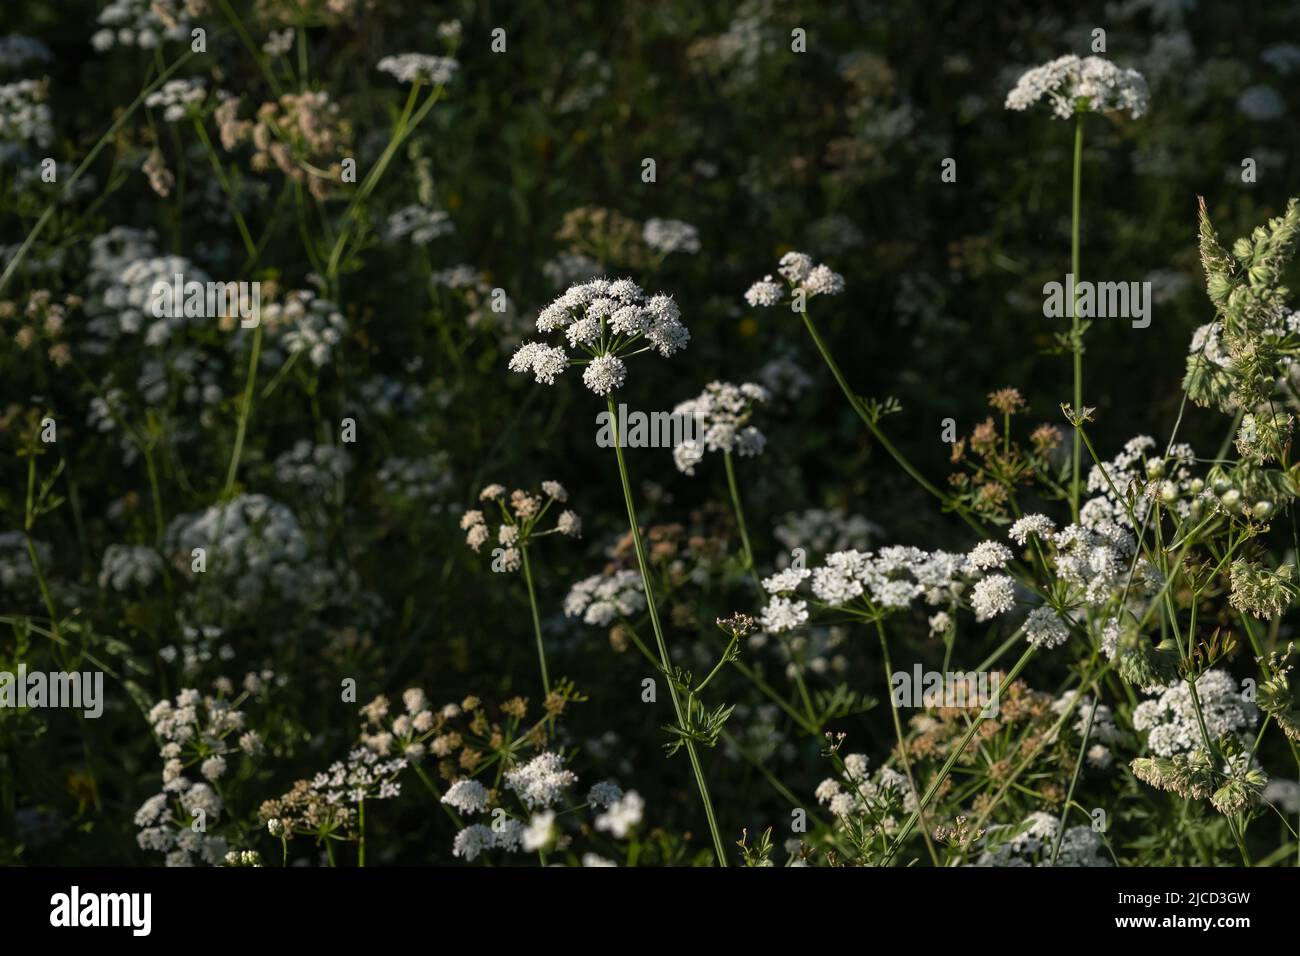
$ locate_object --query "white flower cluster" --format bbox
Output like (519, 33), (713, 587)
(311, 747), (407, 804)
(757, 355), (814, 400)
(745, 252), (845, 307)
(1004, 55), (1149, 120)
(510, 278), (689, 396)
(971, 811), (1109, 867)
(157, 624), (234, 679)
(91, 0), (191, 52)
(759, 545), (977, 634)
(643, 218), (700, 255)
(145, 78), (206, 122)
(1086, 435), (1201, 522)
(542, 250), (601, 288)
(564, 570), (646, 626)
(378, 453), (453, 503)
(594, 789), (644, 837)
(815, 754), (915, 834)
(384, 204), (455, 245)
(1133, 670), (1258, 757)
(504, 751), (578, 810)
(274, 440), (352, 494)
(165, 494), (333, 611)
(376, 53), (460, 86)
(441, 778), (489, 815)
(261, 289), (347, 367)
(0, 78), (52, 149)
(98, 544), (163, 591)
(772, 507), (881, 567)
(135, 688), (258, 867)
(85, 227), (209, 348)
(671, 380), (769, 475)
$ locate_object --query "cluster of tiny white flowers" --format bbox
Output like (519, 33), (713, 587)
(145, 78), (206, 122)
(1008, 513), (1056, 545)
(757, 354), (814, 399)
(98, 543), (164, 591)
(134, 688), (259, 866)
(165, 494), (334, 611)
(772, 507), (881, 567)
(745, 251), (845, 306)
(273, 440), (352, 494)
(971, 811), (1109, 867)
(815, 756), (915, 834)
(461, 481), (580, 567)
(378, 453), (454, 503)
(964, 540), (1013, 573)
(441, 778), (490, 815)
(157, 624), (234, 680)
(384, 204), (455, 245)
(1132, 670), (1258, 757)
(503, 752), (578, 810)
(759, 545), (980, 633)
(671, 380), (769, 475)
(1023, 605), (1070, 649)
(541, 249), (601, 288)
(84, 228), (209, 348)
(564, 570), (646, 626)
(1004, 55), (1149, 120)
(643, 218), (701, 255)
(970, 574), (1016, 621)
(262, 29), (295, 58)
(376, 53), (460, 86)
(311, 747), (408, 804)
(91, 0), (191, 52)
(1086, 435), (1200, 522)
(593, 790), (644, 837)
(0, 78), (52, 148)
(261, 289), (347, 367)
(510, 278), (689, 395)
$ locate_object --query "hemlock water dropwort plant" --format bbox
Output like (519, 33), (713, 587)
(11, 6), (1300, 878)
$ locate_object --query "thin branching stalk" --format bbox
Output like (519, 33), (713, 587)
(606, 396), (727, 866)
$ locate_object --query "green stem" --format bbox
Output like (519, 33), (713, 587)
(799, 309), (992, 544)
(723, 450), (818, 727)
(520, 545), (551, 695)
(884, 644), (1036, 864)
(606, 396), (727, 866)
(223, 324), (263, 497)
(358, 798), (366, 867)
(874, 616), (940, 867)
(1069, 110), (1085, 522)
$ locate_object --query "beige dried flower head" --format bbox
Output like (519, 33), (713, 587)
(987, 387), (1025, 415)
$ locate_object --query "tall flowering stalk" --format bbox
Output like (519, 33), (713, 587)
(508, 278), (727, 865)
(462, 481), (582, 694)
(1005, 54), (1150, 519)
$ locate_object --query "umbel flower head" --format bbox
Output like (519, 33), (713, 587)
(461, 480), (581, 571)
(1005, 55), (1149, 120)
(745, 252), (845, 308)
(509, 278), (689, 396)
(671, 380), (770, 475)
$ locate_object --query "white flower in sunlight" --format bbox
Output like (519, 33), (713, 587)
(594, 790), (644, 838)
(965, 540), (1013, 572)
(971, 575), (1016, 620)
(442, 779), (489, 815)
(760, 596), (809, 633)
(377, 53), (459, 86)
(1024, 606), (1069, 649)
(1005, 55), (1149, 120)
